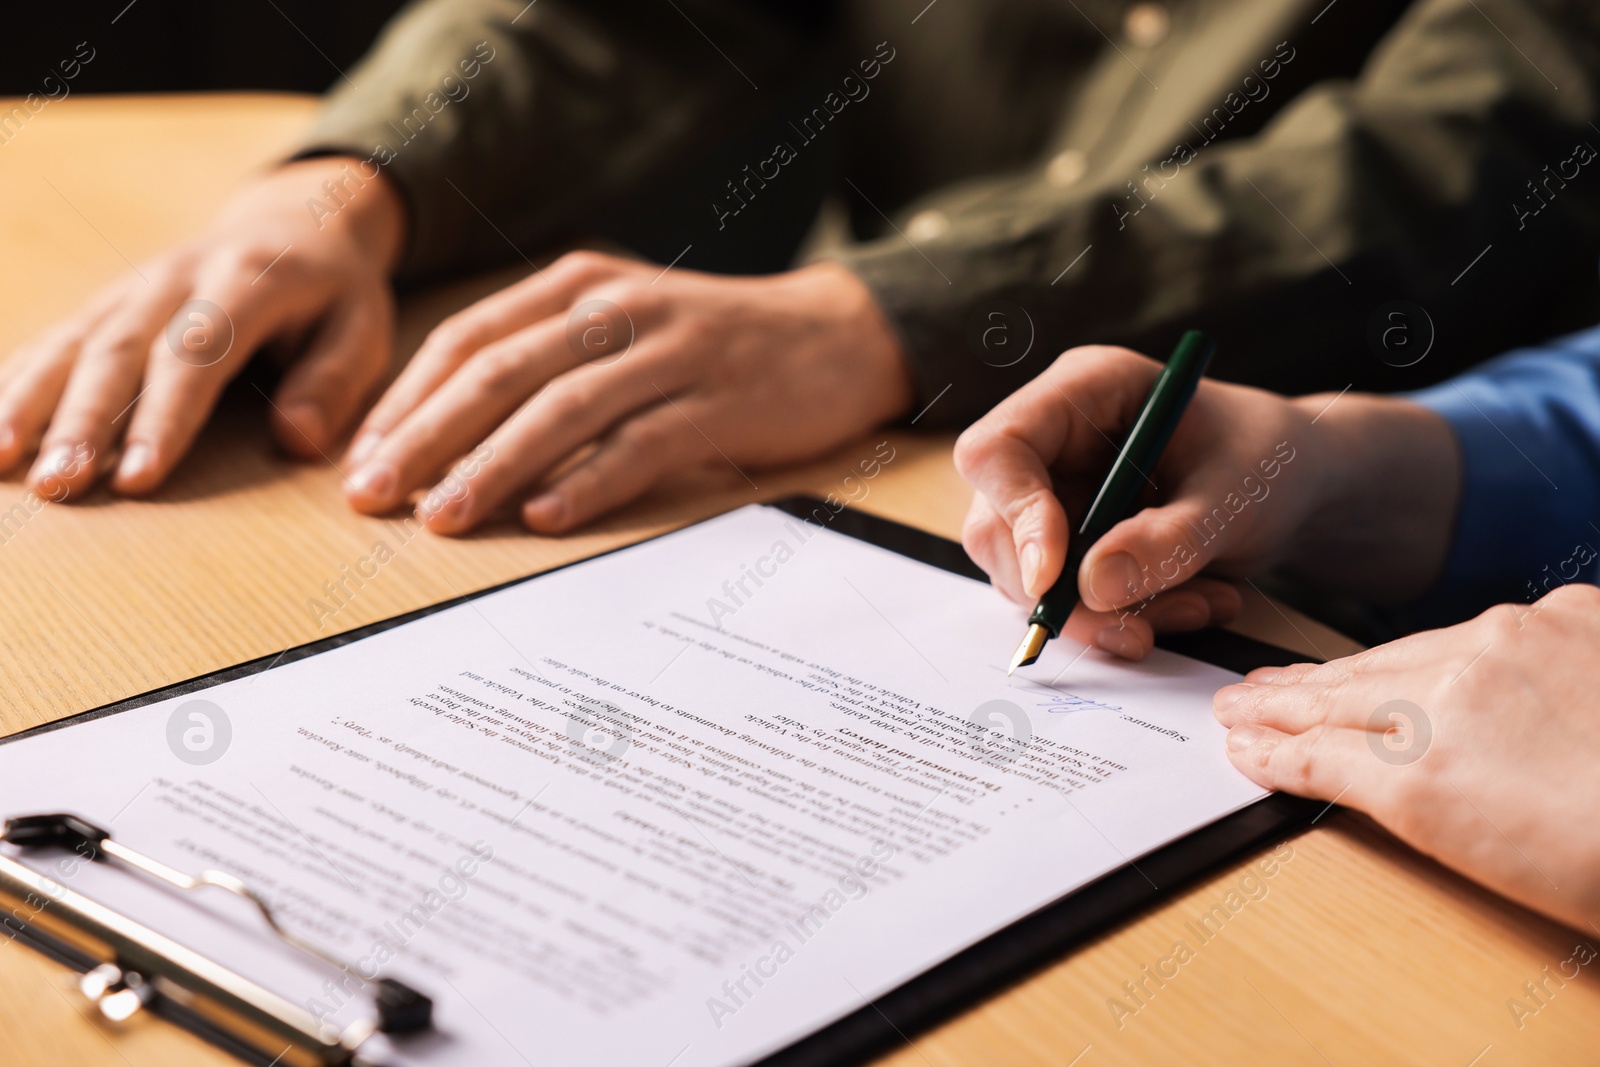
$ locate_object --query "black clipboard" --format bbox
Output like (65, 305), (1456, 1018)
(1, 496), (1322, 1067)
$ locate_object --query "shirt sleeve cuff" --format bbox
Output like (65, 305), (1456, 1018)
(1401, 364), (1600, 624)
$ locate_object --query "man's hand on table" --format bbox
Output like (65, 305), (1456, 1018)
(0, 157), (405, 498)
(0, 157), (914, 532)
(341, 253), (912, 535)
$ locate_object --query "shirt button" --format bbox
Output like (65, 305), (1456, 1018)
(1124, 2), (1170, 48)
(906, 210), (951, 242)
(1046, 150), (1087, 188)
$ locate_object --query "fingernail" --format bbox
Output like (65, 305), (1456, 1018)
(419, 486), (468, 526)
(1019, 542), (1043, 595)
(1214, 683), (1254, 712)
(348, 465), (395, 503)
(1202, 584), (1243, 624)
(282, 402), (323, 444)
(1087, 552), (1140, 608)
(346, 431), (381, 467)
(1227, 724), (1264, 752)
(118, 442), (154, 482)
(1095, 626), (1143, 660)
(32, 443), (74, 480)
(524, 493), (566, 529)
(1152, 599), (1208, 631)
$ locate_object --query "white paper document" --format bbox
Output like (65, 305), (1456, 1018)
(0, 505), (1266, 1065)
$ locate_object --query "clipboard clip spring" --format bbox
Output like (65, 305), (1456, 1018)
(3, 812), (433, 1036)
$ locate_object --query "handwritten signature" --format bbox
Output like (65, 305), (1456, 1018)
(1035, 693), (1123, 714)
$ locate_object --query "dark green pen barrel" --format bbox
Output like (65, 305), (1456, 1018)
(1029, 542), (1092, 637)
(1028, 330), (1216, 637)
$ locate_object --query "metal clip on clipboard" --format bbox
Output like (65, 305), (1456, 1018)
(0, 812), (433, 1067)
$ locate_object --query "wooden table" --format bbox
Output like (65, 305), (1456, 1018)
(0, 95), (1594, 1067)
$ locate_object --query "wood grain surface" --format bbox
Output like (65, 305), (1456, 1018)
(0, 94), (1593, 1067)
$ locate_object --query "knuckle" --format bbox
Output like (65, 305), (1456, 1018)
(618, 407), (674, 446)
(1546, 581), (1600, 612)
(1301, 683), (1339, 728)
(552, 250), (616, 283)
(1052, 344), (1103, 367)
(142, 255), (191, 291)
(960, 501), (995, 546)
(1233, 686), (1278, 726)
(589, 277), (655, 316)
(1060, 344), (1145, 371)
(666, 307), (713, 348)
(1485, 601), (1524, 625)
(959, 524), (987, 567)
(424, 315), (483, 359)
(467, 343), (529, 393)
(1275, 724), (1328, 790)
(1283, 661), (1332, 685)
(89, 325), (153, 365)
(1480, 602), (1526, 638)
(540, 382), (596, 425)
(1140, 512), (1195, 562)
(1002, 485), (1056, 531)
(209, 244), (279, 282)
(951, 425), (997, 477)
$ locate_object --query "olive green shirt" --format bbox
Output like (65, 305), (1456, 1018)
(298, 0), (1600, 426)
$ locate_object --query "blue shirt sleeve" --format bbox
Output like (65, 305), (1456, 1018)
(1404, 323), (1600, 624)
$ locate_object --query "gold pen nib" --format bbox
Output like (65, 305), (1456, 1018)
(1008, 623), (1050, 675)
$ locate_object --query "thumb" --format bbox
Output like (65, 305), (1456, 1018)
(1078, 489), (1234, 611)
(270, 288), (393, 459)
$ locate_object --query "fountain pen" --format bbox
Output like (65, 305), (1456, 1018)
(1009, 330), (1216, 674)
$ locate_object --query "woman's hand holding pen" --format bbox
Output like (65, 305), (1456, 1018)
(958, 343), (1600, 934)
(953, 345), (1461, 659)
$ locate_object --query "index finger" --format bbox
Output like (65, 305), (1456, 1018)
(954, 346), (1164, 596)
(26, 271), (192, 496)
(956, 346), (1164, 475)
(954, 428), (1068, 597)
(115, 264), (309, 491)
(346, 253), (618, 464)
